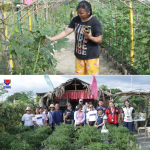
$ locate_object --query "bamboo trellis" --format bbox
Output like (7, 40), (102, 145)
(0, 0), (70, 74)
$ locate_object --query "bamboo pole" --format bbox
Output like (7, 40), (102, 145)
(109, 1), (116, 47)
(28, 8), (32, 31)
(0, 10), (9, 74)
(129, 1), (134, 66)
(2, 9), (13, 72)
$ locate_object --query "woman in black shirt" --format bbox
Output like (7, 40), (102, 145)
(43, 1), (102, 75)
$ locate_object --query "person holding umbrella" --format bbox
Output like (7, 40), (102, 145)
(43, 1), (102, 75)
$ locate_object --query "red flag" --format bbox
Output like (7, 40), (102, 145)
(90, 75), (98, 99)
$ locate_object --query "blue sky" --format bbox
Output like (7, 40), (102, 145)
(0, 75), (150, 101)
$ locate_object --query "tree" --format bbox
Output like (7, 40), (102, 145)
(7, 91), (36, 107)
(100, 84), (122, 94)
(0, 83), (8, 96)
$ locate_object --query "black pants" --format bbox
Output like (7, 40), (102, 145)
(89, 121), (95, 126)
(111, 123), (119, 127)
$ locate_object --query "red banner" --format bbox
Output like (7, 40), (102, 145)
(57, 91), (95, 100)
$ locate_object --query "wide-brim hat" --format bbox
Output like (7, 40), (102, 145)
(49, 104), (55, 108)
(26, 107), (32, 111)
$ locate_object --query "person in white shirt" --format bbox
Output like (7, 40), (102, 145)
(39, 107), (48, 126)
(85, 102), (90, 124)
(43, 106), (52, 127)
(122, 100), (135, 132)
(22, 107), (34, 129)
(87, 103), (97, 127)
(32, 107), (46, 127)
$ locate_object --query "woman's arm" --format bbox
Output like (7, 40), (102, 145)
(22, 121), (24, 125)
(33, 121), (39, 127)
(74, 111), (79, 124)
(94, 121), (97, 126)
(81, 112), (85, 123)
(83, 29), (102, 44)
(42, 119), (47, 126)
(49, 28), (74, 42)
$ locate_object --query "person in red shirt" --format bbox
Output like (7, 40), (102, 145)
(105, 101), (120, 127)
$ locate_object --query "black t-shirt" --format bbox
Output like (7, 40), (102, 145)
(68, 15), (102, 60)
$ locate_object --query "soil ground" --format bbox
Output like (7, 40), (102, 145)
(54, 32), (123, 75)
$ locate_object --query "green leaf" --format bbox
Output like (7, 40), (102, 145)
(1, 40), (10, 46)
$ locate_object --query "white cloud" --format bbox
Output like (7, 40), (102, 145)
(0, 75), (150, 102)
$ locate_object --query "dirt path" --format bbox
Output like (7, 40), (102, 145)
(54, 32), (122, 75)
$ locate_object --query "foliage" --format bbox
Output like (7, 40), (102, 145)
(100, 84), (122, 94)
(0, 83), (8, 96)
(92, 0), (150, 74)
(43, 123), (74, 150)
(0, 126), (52, 150)
(2, 20), (70, 75)
(0, 101), (31, 133)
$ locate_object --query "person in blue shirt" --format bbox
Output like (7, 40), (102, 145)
(122, 100), (135, 132)
(52, 103), (63, 127)
(94, 107), (107, 129)
(64, 103), (74, 124)
(96, 99), (108, 114)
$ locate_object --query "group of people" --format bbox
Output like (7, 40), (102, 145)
(22, 99), (135, 132)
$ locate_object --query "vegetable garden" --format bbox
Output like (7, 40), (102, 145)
(1, 122), (149, 150)
(0, 98), (150, 150)
(0, 0), (150, 75)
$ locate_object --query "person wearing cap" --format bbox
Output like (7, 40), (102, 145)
(64, 103), (74, 124)
(32, 107), (46, 127)
(74, 104), (85, 126)
(22, 107), (34, 129)
(43, 105), (52, 127)
(122, 100), (135, 132)
(75, 99), (86, 113)
(49, 104), (55, 129)
(105, 101), (120, 127)
(87, 103), (97, 127)
(52, 103), (63, 127)
(96, 99), (108, 114)
(94, 107), (107, 129)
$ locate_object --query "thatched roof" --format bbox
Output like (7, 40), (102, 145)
(112, 91), (150, 98)
(39, 78), (111, 107)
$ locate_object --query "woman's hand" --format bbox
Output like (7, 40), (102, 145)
(43, 37), (51, 45)
(94, 125), (98, 127)
(83, 29), (92, 39)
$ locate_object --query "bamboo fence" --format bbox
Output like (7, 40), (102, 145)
(0, 0), (70, 74)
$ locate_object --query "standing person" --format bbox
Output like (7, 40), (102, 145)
(39, 107), (48, 126)
(105, 101), (120, 127)
(22, 107), (34, 129)
(122, 100), (135, 132)
(52, 103), (63, 127)
(49, 104), (55, 129)
(43, 1), (102, 75)
(87, 103), (97, 127)
(94, 107), (107, 129)
(74, 104), (85, 126)
(85, 102), (90, 124)
(43, 106), (52, 127)
(64, 103), (74, 124)
(96, 99), (108, 114)
(75, 99), (86, 112)
(32, 107), (46, 127)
